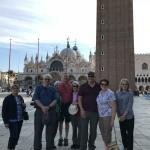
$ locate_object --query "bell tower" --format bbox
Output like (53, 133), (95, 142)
(96, 0), (135, 90)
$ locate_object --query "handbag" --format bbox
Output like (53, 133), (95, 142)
(23, 111), (29, 120)
(108, 126), (120, 150)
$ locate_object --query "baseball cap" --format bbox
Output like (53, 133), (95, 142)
(88, 71), (95, 77)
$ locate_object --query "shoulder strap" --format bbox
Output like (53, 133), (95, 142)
(113, 126), (118, 144)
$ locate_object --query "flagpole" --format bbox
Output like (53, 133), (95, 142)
(8, 39), (11, 90)
(36, 38), (39, 86)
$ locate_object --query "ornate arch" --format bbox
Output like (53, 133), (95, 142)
(49, 60), (64, 72)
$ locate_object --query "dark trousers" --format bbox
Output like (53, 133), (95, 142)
(119, 117), (134, 150)
(34, 109), (57, 150)
(8, 121), (23, 149)
(71, 115), (81, 145)
(80, 112), (98, 150)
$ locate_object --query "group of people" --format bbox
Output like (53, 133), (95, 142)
(2, 71), (134, 150)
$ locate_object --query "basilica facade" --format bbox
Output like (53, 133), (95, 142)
(18, 40), (95, 88)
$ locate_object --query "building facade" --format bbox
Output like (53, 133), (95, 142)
(135, 54), (150, 92)
(18, 40), (95, 88)
(96, 0), (135, 90)
(0, 71), (16, 90)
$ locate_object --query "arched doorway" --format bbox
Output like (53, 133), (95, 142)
(35, 75), (43, 85)
(24, 76), (33, 89)
(49, 60), (63, 72)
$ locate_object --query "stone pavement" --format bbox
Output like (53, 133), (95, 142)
(0, 94), (150, 150)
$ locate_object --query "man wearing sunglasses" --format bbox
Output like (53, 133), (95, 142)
(78, 71), (100, 150)
(32, 74), (57, 150)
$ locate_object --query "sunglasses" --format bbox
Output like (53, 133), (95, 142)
(122, 84), (128, 86)
(44, 78), (50, 81)
(88, 76), (94, 78)
(73, 85), (78, 87)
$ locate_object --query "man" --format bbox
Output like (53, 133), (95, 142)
(32, 74), (57, 150)
(58, 73), (72, 146)
(78, 71), (100, 150)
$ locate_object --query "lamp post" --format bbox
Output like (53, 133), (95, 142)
(8, 39), (11, 90)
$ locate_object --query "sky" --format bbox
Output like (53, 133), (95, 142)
(0, 0), (150, 72)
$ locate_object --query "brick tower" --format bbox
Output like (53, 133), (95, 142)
(96, 0), (135, 90)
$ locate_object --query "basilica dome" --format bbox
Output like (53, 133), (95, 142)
(60, 40), (76, 59)
(60, 48), (76, 58)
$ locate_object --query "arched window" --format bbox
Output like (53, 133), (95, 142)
(142, 63), (148, 70)
(138, 78), (141, 82)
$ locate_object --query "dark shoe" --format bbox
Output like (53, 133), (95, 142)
(71, 144), (80, 149)
(88, 145), (96, 150)
(58, 138), (63, 146)
(76, 145), (80, 149)
(64, 138), (68, 146)
(52, 145), (56, 149)
(71, 144), (76, 149)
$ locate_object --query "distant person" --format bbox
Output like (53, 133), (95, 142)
(58, 73), (72, 146)
(0, 86), (2, 92)
(78, 71), (100, 150)
(96, 79), (116, 150)
(116, 78), (134, 150)
(32, 74), (57, 150)
(2, 84), (26, 150)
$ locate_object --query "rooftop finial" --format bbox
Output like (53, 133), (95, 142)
(67, 37), (70, 48)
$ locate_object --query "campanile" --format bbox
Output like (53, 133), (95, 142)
(96, 0), (135, 90)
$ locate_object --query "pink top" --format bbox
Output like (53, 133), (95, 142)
(73, 92), (78, 103)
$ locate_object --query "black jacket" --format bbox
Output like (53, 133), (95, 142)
(2, 94), (26, 124)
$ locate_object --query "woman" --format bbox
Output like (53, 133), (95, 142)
(53, 80), (62, 148)
(70, 81), (80, 149)
(116, 78), (134, 150)
(2, 84), (26, 150)
(96, 79), (116, 150)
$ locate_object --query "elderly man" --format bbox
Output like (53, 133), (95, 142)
(78, 71), (100, 150)
(32, 74), (57, 150)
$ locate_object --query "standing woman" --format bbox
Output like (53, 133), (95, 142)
(116, 78), (134, 150)
(96, 79), (116, 150)
(70, 81), (80, 149)
(2, 84), (26, 150)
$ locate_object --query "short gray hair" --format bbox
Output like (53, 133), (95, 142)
(43, 74), (52, 80)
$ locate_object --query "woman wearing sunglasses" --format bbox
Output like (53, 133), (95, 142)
(96, 79), (116, 150)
